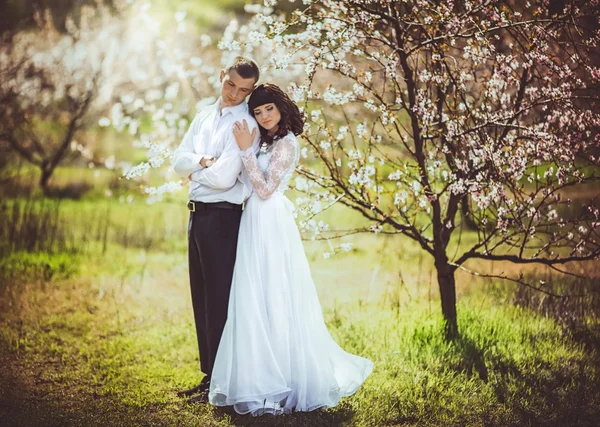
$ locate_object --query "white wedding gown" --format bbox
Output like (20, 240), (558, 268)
(208, 132), (373, 416)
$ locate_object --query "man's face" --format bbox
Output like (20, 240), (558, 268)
(219, 69), (256, 108)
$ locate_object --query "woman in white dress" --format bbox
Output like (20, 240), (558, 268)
(208, 84), (373, 416)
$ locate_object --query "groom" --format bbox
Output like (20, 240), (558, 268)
(172, 56), (260, 403)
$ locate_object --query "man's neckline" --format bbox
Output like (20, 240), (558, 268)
(217, 98), (248, 117)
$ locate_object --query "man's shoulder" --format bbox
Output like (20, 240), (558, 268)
(187, 107), (213, 131)
(233, 110), (258, 128)
(244, 114), (259, 128)
(194, 102), (217, 119)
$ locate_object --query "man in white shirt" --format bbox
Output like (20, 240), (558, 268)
(172, 56), (260, 403)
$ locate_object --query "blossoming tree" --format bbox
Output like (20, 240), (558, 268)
(0, 1), (198, 195)
(114, 0), (599, 339)
(233, 0), (600, 338)
(0, 5), (116, 193)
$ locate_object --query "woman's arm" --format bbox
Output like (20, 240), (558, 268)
(239, 136), (296, 199)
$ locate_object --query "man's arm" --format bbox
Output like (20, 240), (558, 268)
(191, 119), (260, 190)
(172, 112), (211, 177)
(190, 134), (243, 190)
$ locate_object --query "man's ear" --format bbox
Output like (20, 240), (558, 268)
(219, 70), (225, 83)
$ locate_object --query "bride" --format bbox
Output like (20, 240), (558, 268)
(208, 83), (373, 416)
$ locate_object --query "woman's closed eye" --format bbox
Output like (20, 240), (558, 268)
(254, 106), (274, 116)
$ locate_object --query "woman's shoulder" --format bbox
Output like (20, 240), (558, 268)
(270, 132), (298, 158)
(277, 131), (298, 146)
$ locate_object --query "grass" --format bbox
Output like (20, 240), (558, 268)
(0, 159), (599, 425)
(0, 251), (81, 283)
(1, 192), (599, 426)
(1, 265), (598, 426)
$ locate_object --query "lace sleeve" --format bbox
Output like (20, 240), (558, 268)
(240, 135), (297, 199)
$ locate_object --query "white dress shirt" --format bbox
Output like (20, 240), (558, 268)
(172, 98), (260, 204)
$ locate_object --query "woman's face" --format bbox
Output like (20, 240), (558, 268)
(252, 103), (281, 134)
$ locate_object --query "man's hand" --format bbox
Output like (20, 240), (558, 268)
(233, 120), (257, 150)
(200, 156), (216, 168)
(189, 156), (217, 180)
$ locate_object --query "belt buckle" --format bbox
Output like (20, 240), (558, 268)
(241, 201), (245, 211)
(188, 201), (196, 212)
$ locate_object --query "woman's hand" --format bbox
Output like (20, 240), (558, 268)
(233, 120), (257, 151)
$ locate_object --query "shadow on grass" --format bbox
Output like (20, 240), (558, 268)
(448, 335), (489, 383)
(491, 355), (599, 426)
(212, 401), (355, 427)
(446, 332), (600, 427)
(0, 355), (167, 427)
(570, 324), (600, 355)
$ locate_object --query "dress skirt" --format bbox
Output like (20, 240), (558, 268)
(208, 193), (373, 416)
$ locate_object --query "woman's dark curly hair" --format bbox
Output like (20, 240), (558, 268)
(248, 83), (305, 146)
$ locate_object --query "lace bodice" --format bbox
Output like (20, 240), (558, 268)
(240, 132), (299, 199)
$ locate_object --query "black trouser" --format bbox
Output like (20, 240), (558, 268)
(187, 202), (242, 380)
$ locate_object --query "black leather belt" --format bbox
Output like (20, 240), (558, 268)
(187, 200), (244, 212)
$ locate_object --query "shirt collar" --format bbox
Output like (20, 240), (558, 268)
(217, 97), (248, 118)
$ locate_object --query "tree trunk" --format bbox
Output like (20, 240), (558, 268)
(435, 260), (458, 340)
(40, 166), (53, 196)
(461, 198), (477, 231)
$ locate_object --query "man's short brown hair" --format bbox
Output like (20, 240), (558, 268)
(224, 56), (260, 83)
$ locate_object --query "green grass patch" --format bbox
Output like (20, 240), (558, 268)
(0, 251), (80, 283)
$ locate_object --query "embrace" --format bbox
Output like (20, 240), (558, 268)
(172, 56), (373, 416)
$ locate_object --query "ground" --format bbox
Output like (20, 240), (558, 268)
(1, 202), (599, 426)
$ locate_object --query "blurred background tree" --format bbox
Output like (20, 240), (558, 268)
(0, 0), (114, 32)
